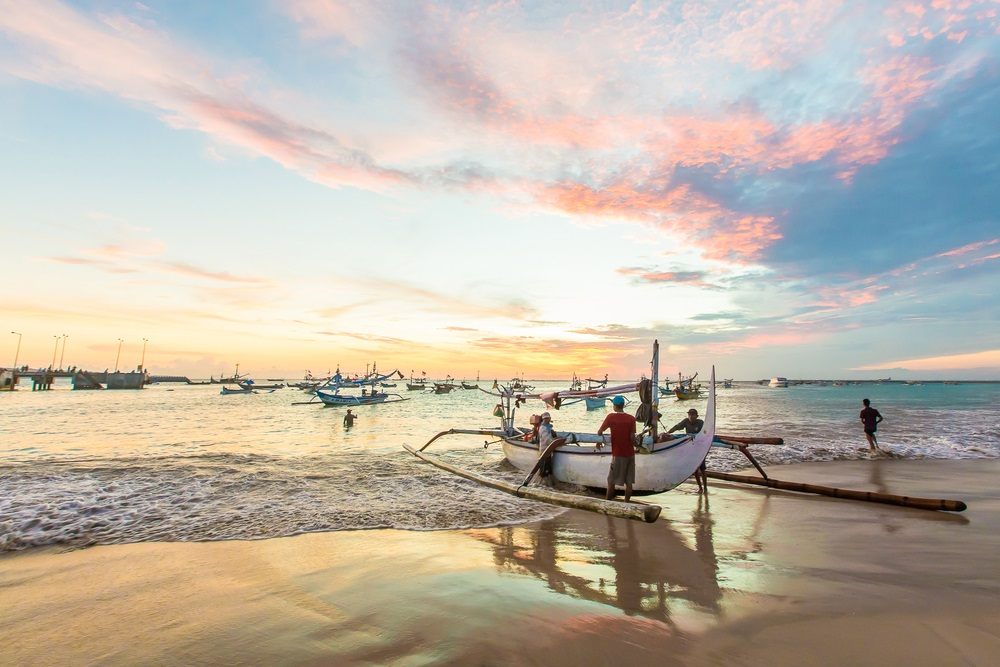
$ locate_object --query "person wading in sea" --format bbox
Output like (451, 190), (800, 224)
(860, 398), (883, 451)
(667, 408), (707, 492)
(597, 396), (638, 501)
(343, 409), (356, 428)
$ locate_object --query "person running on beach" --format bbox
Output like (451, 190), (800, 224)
(343, 409), (356, 428)
(860, 399), (883, 451)
(597, 396), (637, 501)
(667, 408), (708, 492)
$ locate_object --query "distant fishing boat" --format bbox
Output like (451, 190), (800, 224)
(314, 387), (406, 406)
(461, 382), (479, 390)
(406, 371), (429, 391)
(220, 386), (254, 395)
(722, 379), (734, 388)
(674, 372), (702, 400)
(768, 377), (788, 388)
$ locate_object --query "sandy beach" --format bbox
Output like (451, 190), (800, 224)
(2, 459), (998, 666)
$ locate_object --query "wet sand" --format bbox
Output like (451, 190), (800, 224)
(2, 459), (998, 666)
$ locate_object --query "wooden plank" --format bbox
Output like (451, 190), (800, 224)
(705, 470), (967, 512)
(403, 444), (661, 523)
(715, 434), (784, 445)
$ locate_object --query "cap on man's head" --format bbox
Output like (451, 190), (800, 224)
(540, 412), (551, 420)
(611, 395), (625, 407)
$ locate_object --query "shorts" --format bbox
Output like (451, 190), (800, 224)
(864, 428), (877, 435)
(608, 456), (635, 486)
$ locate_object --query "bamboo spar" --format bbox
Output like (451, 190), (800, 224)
(403, 444), (661, 523)
(705, 470), (967, 512)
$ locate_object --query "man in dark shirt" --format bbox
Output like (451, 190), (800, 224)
(668, 409), (707, 492)
(597, 395), (638, 501)
(667, 408), (704, 434)
(860, 398), (883, 451)
(343, 409), (356, 428)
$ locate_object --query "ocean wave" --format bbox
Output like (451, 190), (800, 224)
(0, 451), (563, 552)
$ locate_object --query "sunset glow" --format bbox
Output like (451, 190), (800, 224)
(2, 1), (998, 379)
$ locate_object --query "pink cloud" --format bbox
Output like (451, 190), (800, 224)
(934, 237), (999, 258)
(0, 1), (411, 191)
(538, 180), (780, 263)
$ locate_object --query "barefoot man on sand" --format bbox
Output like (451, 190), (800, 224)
(597, 396), (638, 501)
(860, 398), (883, 451)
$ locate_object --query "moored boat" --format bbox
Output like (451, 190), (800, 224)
(220, 386), (254, 395)
(768, 377), (788, 388)
(314, 387), (405, 406)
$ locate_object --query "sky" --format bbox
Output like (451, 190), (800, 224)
(1, 0), (999, 380)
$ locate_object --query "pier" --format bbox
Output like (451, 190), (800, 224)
(0, 367), (148, 391)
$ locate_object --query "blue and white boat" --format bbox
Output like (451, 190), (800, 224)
(314, 387), (406, 407)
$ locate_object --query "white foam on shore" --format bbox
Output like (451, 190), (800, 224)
(0, 451), (564, 552)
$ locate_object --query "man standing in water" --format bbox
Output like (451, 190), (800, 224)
(860, 398), (883, 451)
(343, 409), (356, 428)
(597, 396), (637, 501)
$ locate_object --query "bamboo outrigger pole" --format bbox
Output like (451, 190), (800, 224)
(403, 444), (662, 523)
(705, 470), (967, 512)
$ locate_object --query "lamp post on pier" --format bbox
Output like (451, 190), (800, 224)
(59, 334), (68, 370)
(50, 335), (60, 370)
(10, 331), (22, 370)
(139, 338), (148, 372)
(114, 338), (124, 373)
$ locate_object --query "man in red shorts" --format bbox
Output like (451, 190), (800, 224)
(597, 395), (638, 501)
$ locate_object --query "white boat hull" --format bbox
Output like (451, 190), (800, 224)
(503, 370), (716, 492)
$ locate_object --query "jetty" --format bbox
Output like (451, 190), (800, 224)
(0, 367), (147, 391)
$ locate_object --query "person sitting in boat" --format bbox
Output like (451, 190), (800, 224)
(343, 409), (356, 428)
(667, 409), (707, 492)
(667, 408), (704, 435)
(538, 412), (556, 451)
(596, 396), (638, 502)
(537, 412), (558, 484)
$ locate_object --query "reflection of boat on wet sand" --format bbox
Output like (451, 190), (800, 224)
(467, 499), (723, 622)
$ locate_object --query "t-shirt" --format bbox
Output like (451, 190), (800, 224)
(672, 417), (704, 434)
(538, 423), (555, 450)
(860, 407), (881, 430)
(598, 412), (637, 458)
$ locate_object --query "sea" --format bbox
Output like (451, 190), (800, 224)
(2, 380), (998, 551)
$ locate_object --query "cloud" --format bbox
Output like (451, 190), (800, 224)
(617, 267), (717, 289)
(852, 349), (1000, 371)
(0, 0), (413, 191)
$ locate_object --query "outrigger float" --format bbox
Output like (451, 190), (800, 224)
(405, 340), (967, 520)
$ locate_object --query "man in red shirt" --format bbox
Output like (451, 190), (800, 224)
(597, 395), (638, 501)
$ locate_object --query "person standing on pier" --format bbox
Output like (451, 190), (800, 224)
(860, 398), (883, 451)
(597, 396), (637, 501)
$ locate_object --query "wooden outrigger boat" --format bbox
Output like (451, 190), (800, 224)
(405, 340), (968, 519)
(500, 370), (716, 492)
(461, 381), (479, 390)
(314, 387), (406, 406)
(220, 385), (254, 395)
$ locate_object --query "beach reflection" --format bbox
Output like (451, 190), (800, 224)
(470, 499), (727, 624)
